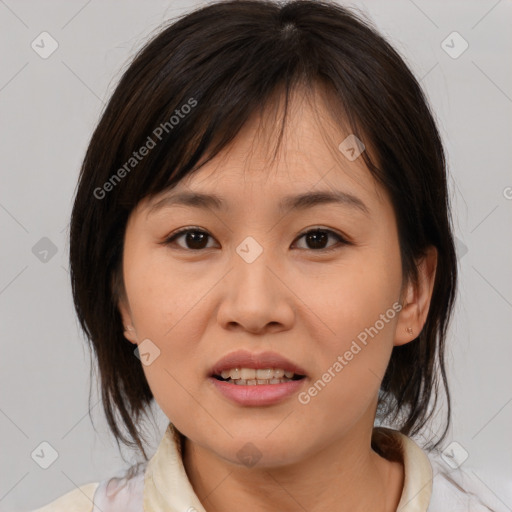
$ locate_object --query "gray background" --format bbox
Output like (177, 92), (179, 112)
(1, 0), (511, 510)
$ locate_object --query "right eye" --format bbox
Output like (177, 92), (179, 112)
(162, 227), (218, 251)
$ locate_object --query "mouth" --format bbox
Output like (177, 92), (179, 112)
(212, 368), (306, 386)
(209, 350), (308, 405)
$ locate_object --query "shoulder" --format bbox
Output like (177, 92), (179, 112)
(30, 482), (99, 512)
(91, 462), (145, 512)
(426, 448), (504, 512)
(30, 461), (147, 512)
(374, 428), (505, 512)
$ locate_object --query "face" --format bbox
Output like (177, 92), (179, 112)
(118, 88), (424, 468)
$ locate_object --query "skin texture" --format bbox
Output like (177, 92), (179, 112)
(119, 88), (437, 512)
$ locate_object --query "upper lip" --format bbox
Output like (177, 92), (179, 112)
(210, 349), (307, 376)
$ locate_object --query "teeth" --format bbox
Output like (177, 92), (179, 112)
(241, 368), (255, 380)
(219, 368), (298, 381)
(233, 377), (295, 385)
(256, 369), (273, 380)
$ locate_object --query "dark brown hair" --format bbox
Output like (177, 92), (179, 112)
(70, 0), (457, 461)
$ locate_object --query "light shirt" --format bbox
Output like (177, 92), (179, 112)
(31, 422), (501, 512)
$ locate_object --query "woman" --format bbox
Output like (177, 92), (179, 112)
(33, 0), (498, 510)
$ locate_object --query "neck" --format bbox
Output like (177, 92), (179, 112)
(182, 426), (404, 512)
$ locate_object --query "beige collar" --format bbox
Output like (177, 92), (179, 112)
(144, 423), (433, 512)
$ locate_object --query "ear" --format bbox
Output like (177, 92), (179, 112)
(394, 245), (437, 346)
(111, 267), (139, 345)
(118, 296), (139, 345)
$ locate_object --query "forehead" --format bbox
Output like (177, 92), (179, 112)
(146, 86), (388, 213)
(192, 94), (374, 188)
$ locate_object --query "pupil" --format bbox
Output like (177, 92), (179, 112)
(307, 230), (327, 249)
(187, 231), (207, 249)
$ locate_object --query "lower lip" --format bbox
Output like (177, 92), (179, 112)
(209, 377), (306, 406)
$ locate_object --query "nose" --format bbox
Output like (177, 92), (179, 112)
(216, 247), (295, 334)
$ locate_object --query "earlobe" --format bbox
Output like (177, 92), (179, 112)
(123, 324), (138, 344)
(394, 297), (417, 347)
(394, 246), (438, 347)
(118, 300), (139, 345)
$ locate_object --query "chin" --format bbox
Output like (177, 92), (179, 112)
(208, 435), (307, 469)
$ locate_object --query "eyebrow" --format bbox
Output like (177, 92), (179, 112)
(147, 189), (370, 217)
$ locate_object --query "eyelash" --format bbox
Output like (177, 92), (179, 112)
(161, 226), (351, 253)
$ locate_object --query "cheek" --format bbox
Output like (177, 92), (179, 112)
(298, 287), (400, 433)
(303, 247), (401, 344)
(122, 240), (210, 391)
(124, 242), (203, 338)
(298, 243), (402, 400)
(124, 253), (209, 426)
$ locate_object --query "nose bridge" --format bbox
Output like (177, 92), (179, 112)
(232, 235), (276, 299)
(216, 234), (294, 332)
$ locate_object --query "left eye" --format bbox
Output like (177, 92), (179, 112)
(293, 228), (348, 251)
(162, 227), (348, 252)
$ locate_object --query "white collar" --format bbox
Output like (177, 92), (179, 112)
(143, 423), (434, 512)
